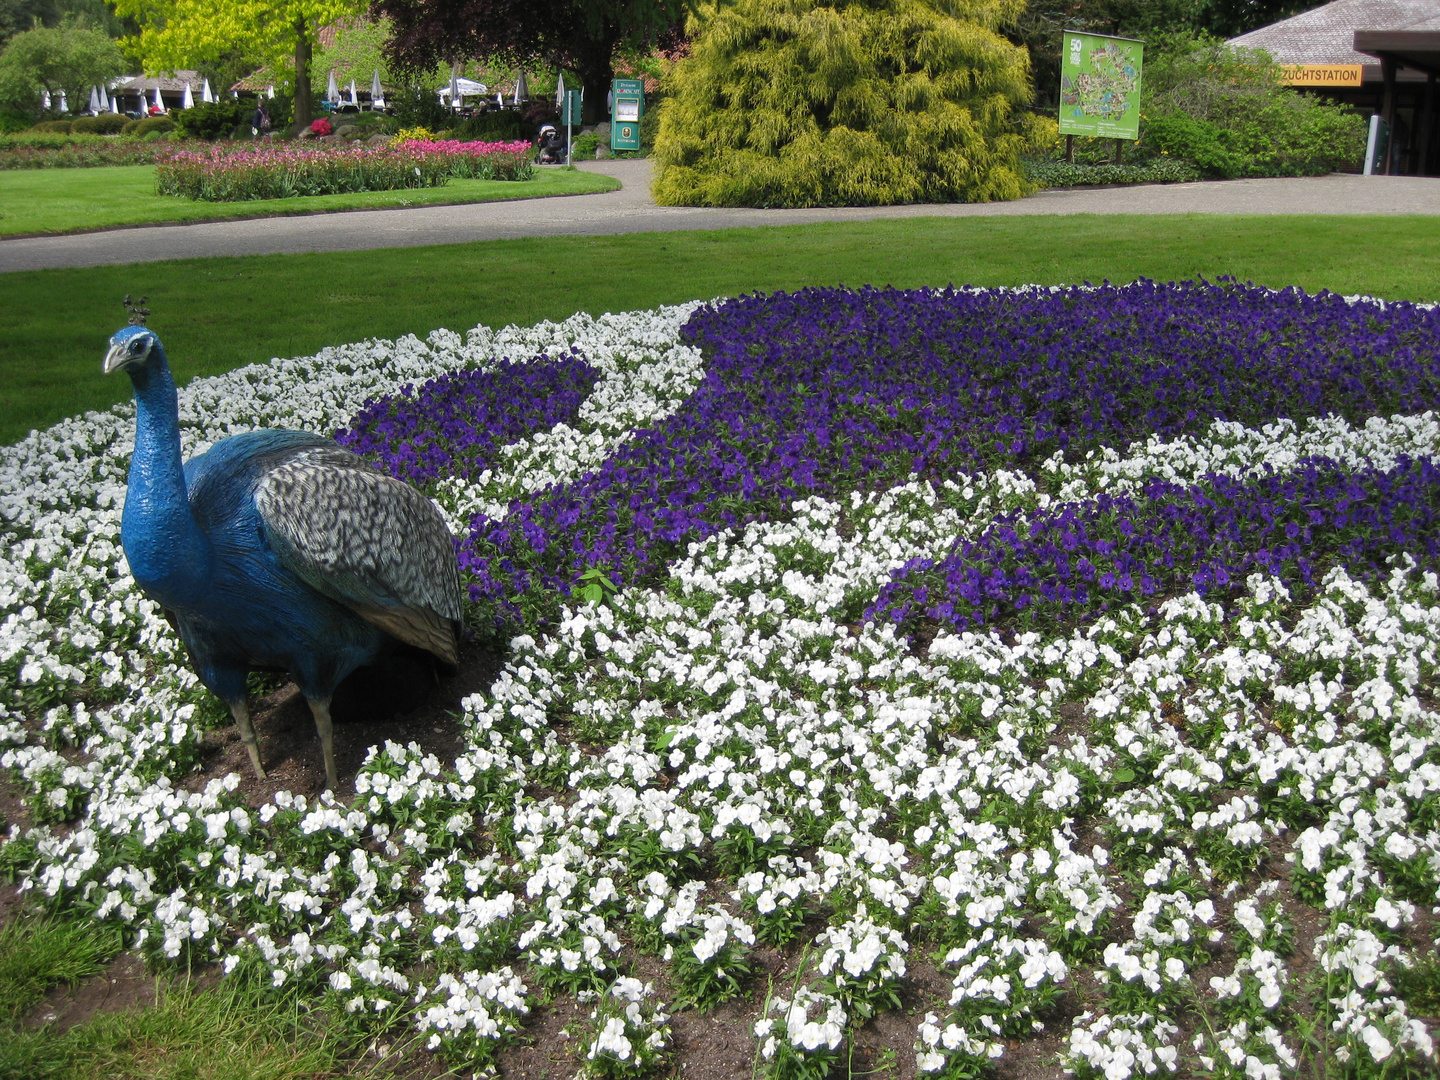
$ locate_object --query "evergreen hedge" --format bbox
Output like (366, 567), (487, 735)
(653, 0), (1045, 207)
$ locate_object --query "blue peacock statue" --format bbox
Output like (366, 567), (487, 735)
(105, 312), (462, 790)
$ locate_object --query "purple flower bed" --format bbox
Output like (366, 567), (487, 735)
(346, 281), (1440, 629)
(335, 353), (598, 487)
(867, 456), (1440, 633)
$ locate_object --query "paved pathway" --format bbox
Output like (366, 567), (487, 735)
(5, 160), (1440, 273)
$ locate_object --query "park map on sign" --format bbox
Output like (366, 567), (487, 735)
(1059, 34), (1142, 139)
(1063, 41), (1138, 121)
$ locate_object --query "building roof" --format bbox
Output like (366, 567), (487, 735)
(1229, 0), (1440, 66)
(114, 71), (204, 93)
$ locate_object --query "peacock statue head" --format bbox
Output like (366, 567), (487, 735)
(103, 324), (160, 377)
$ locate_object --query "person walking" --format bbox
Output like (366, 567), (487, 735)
(251, 101), (271, 139)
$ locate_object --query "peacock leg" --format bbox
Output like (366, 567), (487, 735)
(228, 698), (267, 780)
(307, 696), (338, 791)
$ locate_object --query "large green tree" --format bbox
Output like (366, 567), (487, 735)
(0, 0), (128, 49)
(373, 0), (688, 123)
(112, 0), (365, 128)
(653, 0), (1043, 207)
(0, 16), (125, 118)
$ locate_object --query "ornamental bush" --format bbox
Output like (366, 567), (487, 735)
(123, 115), (176, 136)
(69, 113), (128, 134)
(172, 100), (246, 141)
(1140, 43), (1365, 178)
(652, 0), (1044, 207)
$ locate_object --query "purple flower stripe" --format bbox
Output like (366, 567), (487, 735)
(335, 353), (599, 487)
(867, 456), (1440, 633)
(347, 281), (1440, 629)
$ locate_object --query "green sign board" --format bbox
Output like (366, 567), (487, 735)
(563, 89), (582, 126)
(1059, 31), (1143, 140)
(611, 78), (644, 152)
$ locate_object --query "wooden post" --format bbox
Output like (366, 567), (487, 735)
(1065, 134), (1074, 163)
(1382, 55), (1397, 175)
(1114, 138), (1122, 164)
(1420, 72), (1436, 177)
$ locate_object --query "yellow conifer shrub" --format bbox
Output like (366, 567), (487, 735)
(652, 0), (1045, 207)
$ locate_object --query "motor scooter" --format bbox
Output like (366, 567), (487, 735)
(536, 125), (566, 164)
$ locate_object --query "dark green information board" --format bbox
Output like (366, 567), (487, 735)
(1059, 31), (1143, 140)
(611, 78), (644, 152)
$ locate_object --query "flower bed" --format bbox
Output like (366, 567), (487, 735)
(154, 139), (534, 201)
(1, 284), (1438, 1078)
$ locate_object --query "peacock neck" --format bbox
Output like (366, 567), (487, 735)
(122, 350), (212, 605)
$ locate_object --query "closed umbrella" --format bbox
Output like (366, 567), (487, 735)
(370, 69), (383, 109)
(201, 78), (213, 103)
(181, 82), (194, 109)
(58, 89), (68, 113)
(110, 91), (121, 114)
(41, 89), (50, 111)
(326, 70), (339, 103)
(555, 72), (565, 108)
(88, 86), (101, 114)
(512, 69), (528, 105)
(496, 91), (503, 109)
(152, 85), (164, 112)
(449, 64), (459, 110)
(267, 85), (275, 100)
(347, 79), (357, 105)
(99, 85), (109, 110)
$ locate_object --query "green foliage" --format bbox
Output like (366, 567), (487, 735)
(0, 912), (121, 1020)
(654, 0), (1045, 208)
(171, 99), (246, 140)
(450, 111), (529, 142)
(0, 17), (126, 121)
(389, 82), (451, 131)
(573, 129), (600, 160)
(1023, 156), (1200, 186)
(1139, 43), (1365, 178)
(30, 117), (68, 131)
(0, 976), (352, 1079)
(68, 111), (125, 133)
(577, 565), (619, 606)
(122, 114), (173, 136)
(310, 15), (391, 99)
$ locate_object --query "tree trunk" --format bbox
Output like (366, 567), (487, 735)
(575, 36), (617, 125)
(293, 17), (314, 129)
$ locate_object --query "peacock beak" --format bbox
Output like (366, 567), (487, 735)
(103, 340), (130, 375)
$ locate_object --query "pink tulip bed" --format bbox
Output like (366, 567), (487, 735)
(154, 139), (534, 201)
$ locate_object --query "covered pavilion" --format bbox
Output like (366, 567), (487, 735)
(1230, 0), (1440, 175)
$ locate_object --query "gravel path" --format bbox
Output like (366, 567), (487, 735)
(4, 159), (1440, 273)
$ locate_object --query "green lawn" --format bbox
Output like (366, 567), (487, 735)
(5, 212), (1440, 444)
(0, 164), (618, 237)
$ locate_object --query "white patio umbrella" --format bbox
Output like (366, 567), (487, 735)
(41, 88), (50, 111)
(201, 78), (213, 103)
(99, 85), (109, 110)
(110, 91), (121, 113)
(449, 64), (459, 110)
(181, 82), (194, 109)
(512, 68), (528, 105)
(326, 69), (339, 103)
(347, 79), (357, 105)
(495, 91), (503, 109)
(266, 85), (275, 100)
(88, 86), (101, 113)
(555, 72), (565, 108)
(152, 85), (164, 112)
(58, 89), (68, 113)
(370, 69), (383, 108)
